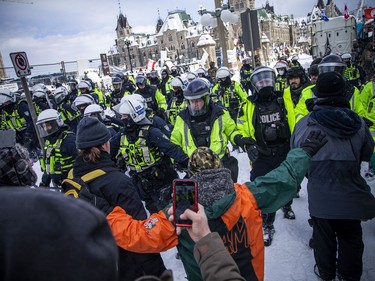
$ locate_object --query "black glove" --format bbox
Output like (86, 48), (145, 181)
(300, 130), (328, 157)
(234, 135), (255, 150)
(79, 187), (114, 215)
(247, 144), (259, 162)
(305, 98), (317, 112)
(39, 172), (51, 188)
(362, 117), (373, 127)
(174, 157), (189, 172)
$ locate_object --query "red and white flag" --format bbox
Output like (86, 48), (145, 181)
(344, 5), (350, 20)
(147, 59), (156, 70)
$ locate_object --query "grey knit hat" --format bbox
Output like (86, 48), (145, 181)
(76, 117), (111, 149)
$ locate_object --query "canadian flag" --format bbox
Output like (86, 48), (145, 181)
(147, 59), (156, 70)
(344, 5), (350, 20)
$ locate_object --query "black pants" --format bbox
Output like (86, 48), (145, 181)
(311, 217), (364, 281)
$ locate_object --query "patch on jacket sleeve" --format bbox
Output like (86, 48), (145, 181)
(144, 217), (159, 230)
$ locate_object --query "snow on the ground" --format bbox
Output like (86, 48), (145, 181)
(160, 150), (375, 281)
(32, 147), (375, 281)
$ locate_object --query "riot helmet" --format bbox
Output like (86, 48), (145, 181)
(216, 67), (232, 87)
(318, 54), (346, 75)
(242, 57), (252, 70)
(171, 76), (186, 99)
(83, 104), (106, 122)
(78, 80), (92, 93)
(150, 70), (159, 79)
(170, 65), (179, 77)
(250, 66), (276, 96)
(274, 60), (289, 76)
(118, 98), (151, 130)
(53, 86), (69, 105)
(72, 94), (96, 114)
(32, 89), (47, 101)
(68, 79), (78, 92)
(341, 53), (352, 67)
(36, 109), (64, 138)
(112, 77), (122, 93)
(0, 89), (17, 113)
(196, 67), (207, 78)
(183, 78), (210, 116)
(186, 72), (197, 82)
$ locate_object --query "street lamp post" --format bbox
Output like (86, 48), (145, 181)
(124, 38), (133, 73)
(198, 1), (238, 67)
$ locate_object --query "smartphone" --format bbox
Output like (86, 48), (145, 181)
(172, 179), (198, 227)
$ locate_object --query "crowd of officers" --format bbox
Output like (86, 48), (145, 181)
(1, 52), (374, 250)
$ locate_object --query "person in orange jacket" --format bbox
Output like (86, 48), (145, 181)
(81, 132), (327, 281)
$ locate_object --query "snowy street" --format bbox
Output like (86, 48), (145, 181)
(160, 150), (375, 281)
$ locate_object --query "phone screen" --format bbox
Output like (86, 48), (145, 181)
(173, 180), (197, 227)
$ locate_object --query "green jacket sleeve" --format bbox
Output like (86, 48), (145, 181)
(246, 148), (310, 214)
(194, 232), (245, 281)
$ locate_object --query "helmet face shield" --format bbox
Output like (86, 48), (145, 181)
(250, 69), (276, 93)
(36, 120), (61, 138)
(318, 64), (345, 75)
(187, 95), (209, 117)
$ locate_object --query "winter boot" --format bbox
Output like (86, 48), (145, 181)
(313, 264), (336, 281)
(263, 224), (275, 247)
(282, 206), (296, 220)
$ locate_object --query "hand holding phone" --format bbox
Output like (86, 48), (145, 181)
(172, 179), (198, 227)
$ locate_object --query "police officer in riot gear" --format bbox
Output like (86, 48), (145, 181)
(53, 86), (80, 133)
(211, 67), (248, 122)
(134, 74), (167, 121)
(274, 60), (289, 93)
(110, 97), (188, 213)
(295, 54), (365, 122)
(36, 109), (77, 188)
(171, 78), (253, 183)
(166, 76), (188, 126)
(237, 66), (296, 246)
(240, 57), (254, 94)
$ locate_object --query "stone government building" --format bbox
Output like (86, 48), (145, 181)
(108, 0), (344, 70)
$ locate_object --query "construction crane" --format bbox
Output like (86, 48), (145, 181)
(0, 0), (33, 4)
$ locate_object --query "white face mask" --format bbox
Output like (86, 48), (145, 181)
(278, 70), (285, 76)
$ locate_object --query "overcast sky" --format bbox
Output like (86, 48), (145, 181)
(0, 0), (363, 74)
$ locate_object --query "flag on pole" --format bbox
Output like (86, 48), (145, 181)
(146, 58), (156, 70)
(344, 5), (350, 20)
(321, 10), (329, 22)
(324, 37), (331, 56)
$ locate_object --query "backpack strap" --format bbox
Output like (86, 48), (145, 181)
(63, 167), (113, 198)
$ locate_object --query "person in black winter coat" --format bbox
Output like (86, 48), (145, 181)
(74, 117), (167, 281)
(291, 72), (375, 281)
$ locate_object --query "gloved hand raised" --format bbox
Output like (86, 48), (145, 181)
(300, 130), (328, 157)
(247, 144), (259, 162)
(234, 135), (255, 151)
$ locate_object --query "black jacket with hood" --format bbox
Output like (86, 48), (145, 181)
(73, 151), (166, 280)
(291, 97), (375, 220)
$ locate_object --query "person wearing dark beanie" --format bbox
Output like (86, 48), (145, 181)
(315, 72), (346, 98)
(0, 187), (118, 281)
(292, 70), (375, 280)
(70, 116), (167, 280)
(76, 116), (111, 149)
